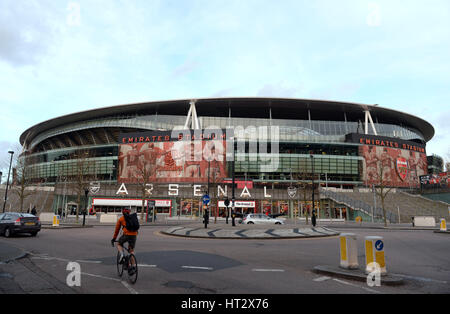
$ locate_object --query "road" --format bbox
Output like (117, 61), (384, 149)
(1, 223), (449, 295)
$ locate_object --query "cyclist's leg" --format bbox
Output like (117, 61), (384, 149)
(128, 236), (137, 267)
(117, 236), (127, 262)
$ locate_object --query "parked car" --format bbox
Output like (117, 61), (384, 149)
(0, 212), (41, 237)
(240, 214), (284, 225)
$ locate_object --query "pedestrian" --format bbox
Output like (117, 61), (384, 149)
(31, 206), (37, 216)
(312, 209), (317, 227)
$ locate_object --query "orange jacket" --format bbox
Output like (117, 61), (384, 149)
(113, 216), (138, 239)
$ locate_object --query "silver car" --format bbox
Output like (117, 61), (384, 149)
(241, 214), (284, 225)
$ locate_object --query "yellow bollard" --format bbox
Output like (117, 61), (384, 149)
(440, 219), (447, 231)
(365, 236), (386, 275)
(52, 214), (60, 227)
(339, 233), (358, 269)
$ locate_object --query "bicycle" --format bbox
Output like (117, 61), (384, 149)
(113, 240), (138, 284)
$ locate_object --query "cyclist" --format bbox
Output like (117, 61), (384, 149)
(111, 208), (138, 270)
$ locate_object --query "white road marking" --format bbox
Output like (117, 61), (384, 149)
(181, 266), (213, 270)
(30, 253), (137, 294)
(137, 264), (157, 268)
(76, 260), (102, 264)
(332, 278), (381, 294)
(252, 269), (285, 272)
(313, 276), (331, 282)
(121, 280), (138, 294)
(80, 272), (138, 294)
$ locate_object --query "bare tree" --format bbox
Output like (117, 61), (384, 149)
(10, 149), (35, 212)
(134, 148), (160, 222)
(366, 152), (394, 227)
(72, 150), (97, 223)
(134, 144), (173, 222)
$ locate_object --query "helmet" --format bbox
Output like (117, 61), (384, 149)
(122, 208), (131, 215)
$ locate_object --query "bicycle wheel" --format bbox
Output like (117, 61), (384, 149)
(116, 252), (124, 277)
(127, 254), (138, 284)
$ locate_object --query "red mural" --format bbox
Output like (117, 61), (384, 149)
(118, 140), (228, 183)
(360, 145), (427, 187)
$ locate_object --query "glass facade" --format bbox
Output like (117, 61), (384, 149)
(28, 113), (425, 151)
(24, 145), (118, 183)
(22, 111), (425, 185)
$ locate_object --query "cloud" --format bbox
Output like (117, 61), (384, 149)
(0, 1), (62, 66)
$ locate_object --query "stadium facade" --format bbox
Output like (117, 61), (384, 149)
(19, 98), (434, 219)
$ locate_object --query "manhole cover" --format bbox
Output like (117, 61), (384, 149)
(164, 281), (194, 289)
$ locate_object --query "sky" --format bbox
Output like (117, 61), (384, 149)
(0, 0), (449, 173)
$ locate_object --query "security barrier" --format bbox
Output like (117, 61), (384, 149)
(339, 233), (358, 269)
(365, 236), (386, 275)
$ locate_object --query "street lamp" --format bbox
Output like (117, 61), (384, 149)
(310, 153), (316, 226)
(83, 187), (89, 226)
(3, 151), (14, 213)
(231, 137), (236, 226)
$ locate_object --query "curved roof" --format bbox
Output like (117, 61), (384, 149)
(20, 97), (435, 146)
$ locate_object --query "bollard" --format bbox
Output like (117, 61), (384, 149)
(365, 236), (386, 275)
(339, 233), (358, 269)
(440, 219), (447, 231)
(52, 214), (60, 227)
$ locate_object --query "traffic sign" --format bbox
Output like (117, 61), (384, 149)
(375, 240), (384, 251)
(202, 194), (210, 205)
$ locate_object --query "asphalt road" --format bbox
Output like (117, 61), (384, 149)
(0, 223), (449, 295)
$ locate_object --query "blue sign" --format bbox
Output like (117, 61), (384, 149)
(375, 240), (384, 251)
(202, 194), (210, 205)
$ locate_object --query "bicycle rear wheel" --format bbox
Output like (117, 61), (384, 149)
(116, 252), (124, 277)
(127, 254), (138, 284)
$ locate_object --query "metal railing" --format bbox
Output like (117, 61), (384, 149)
(320, 187), (398, 223)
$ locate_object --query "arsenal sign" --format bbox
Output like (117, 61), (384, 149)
(396, 158), (408, 181)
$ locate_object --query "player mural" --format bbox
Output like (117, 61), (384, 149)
(118, 130), (228, 183)
(345, 133), (428, 188)
(360, 145), (427, 187)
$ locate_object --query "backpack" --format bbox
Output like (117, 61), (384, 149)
(124, 213), (140, 232)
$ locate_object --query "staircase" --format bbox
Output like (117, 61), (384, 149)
(321, 187), (449, 223)
(0, 186), (55, 214)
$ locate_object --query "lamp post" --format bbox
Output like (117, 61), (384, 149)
(83, 187), (89, 226)
(310, 153), (315, 226)
(231, 137), (236, 226)
(3, 151), (14, 213)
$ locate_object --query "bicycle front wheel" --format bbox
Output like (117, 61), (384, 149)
(116, 252), (124, 277)
(127, 254), (138, 284)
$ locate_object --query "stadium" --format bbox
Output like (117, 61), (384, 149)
(15, 97), (448, 223)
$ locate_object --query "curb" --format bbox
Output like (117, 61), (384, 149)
(0, 252), (28, 264)
(160, 227), (340, 240)
(312, 265), (404, 286)
(41, 225), (94, 229)
(433, 230), (450, 234)
(0, 241), (29, 264)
